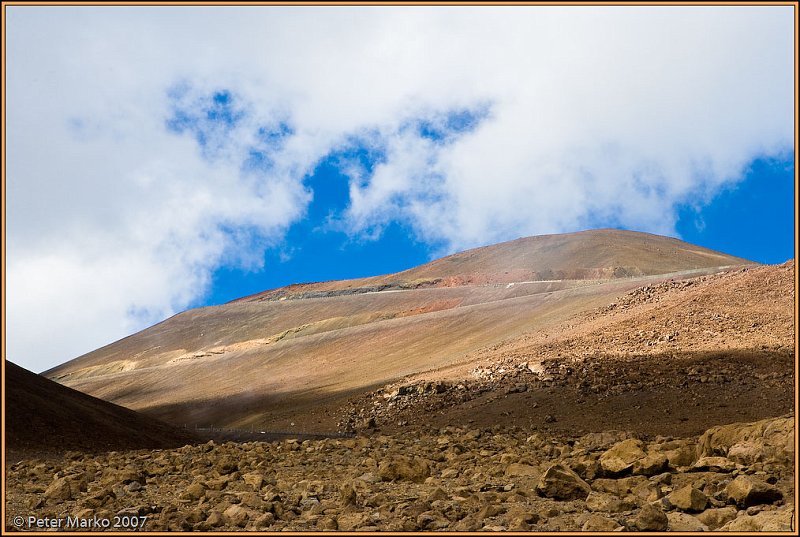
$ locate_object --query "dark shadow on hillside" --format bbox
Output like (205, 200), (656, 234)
(136, 347), (793, 441)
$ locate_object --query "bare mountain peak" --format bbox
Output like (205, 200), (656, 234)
(236, 229), (753, 303)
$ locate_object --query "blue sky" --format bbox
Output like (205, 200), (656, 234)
(206, 152), (795, 306)
(676, 156), (795, 265)
(6, 6), (795, 372)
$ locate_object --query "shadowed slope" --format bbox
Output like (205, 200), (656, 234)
(5, 361), (198, 462)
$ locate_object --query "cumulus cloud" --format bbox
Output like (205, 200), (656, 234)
(5, 6), (794, 371)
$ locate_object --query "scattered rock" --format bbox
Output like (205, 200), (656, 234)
(719, 508), (794, 531)
(4, 414), (794, 532)
(632, 452), (668, 476)
(339, 482), (357, 506)
(634, 503), (669, 531)
(242, 473), (264, 490)
(505, 463), (539, 477)
(600, 439), (646, 475)
(586, 491), (632, 513)
(695, 506), (737, 530)
(44, 477), (74, 503)
(690, 456), (739, 472)
(223, 504), (249, 527)
(536, 463), (591, 500)
(667, 511), (709, 531)
(378, 455), (431, 483)
(582, 514), (623, 531)
(667, 485), (708, 512)
(725, 475), (783, 508)
(180, 482), (206, 501)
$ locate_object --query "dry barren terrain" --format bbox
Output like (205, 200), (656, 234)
(5, 229), (795, 532)
(44, 229), (757, 434)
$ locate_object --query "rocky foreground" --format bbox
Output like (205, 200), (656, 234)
(5, 416), (795, 532)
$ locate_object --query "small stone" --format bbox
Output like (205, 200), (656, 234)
(317, 516), (338, 530)
(582, 514), (623, 531)
(586, 491), (632, 513)
(339, 482), (357, 506)
(223, 504), (249, 527)
(206, 511), (223, 528)
(665, 445), (697, 468)
(633, 453), (668, 476)
(253, 512), (275, 528)
(337, 512), (369, 531)
(427, 487), (449, 501)
(441, 467), (460, 479)
(44, 477), (73, 503)
(180, 482), (206, 501)
(691, 456), (739, 473)
(242, 473), (264, 490)
(667, 512), (709, 531)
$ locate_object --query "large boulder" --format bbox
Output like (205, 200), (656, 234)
(667, 485), (708, 512)
(695, 507), (738, 530)
(697, 417), (793, 463)
(634, 503), (669, 531)
(632, 452), (668, 476)
(599, 439), (647, 475)
(719, 508), (794, 532)
(725, 475), (783, 508)
(535, 463), (592, 500)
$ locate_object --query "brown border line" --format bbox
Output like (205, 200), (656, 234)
(1, 1), (797, 536)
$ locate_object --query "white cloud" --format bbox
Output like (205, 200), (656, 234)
(5, 5), (794, 371)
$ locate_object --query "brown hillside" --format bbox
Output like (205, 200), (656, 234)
(44, 230), (754, 433)
(350, 261), (795, 438)
(5, 361), (198, 463)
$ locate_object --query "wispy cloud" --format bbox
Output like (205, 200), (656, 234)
(5, 5), (794, 371)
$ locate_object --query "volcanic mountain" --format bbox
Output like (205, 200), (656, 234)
(45, 229), (756, 433)
(5, 361), (198, 463)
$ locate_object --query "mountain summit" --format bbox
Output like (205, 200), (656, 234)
(234, 229), (750, 302)
(46, 229), (753, 432)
